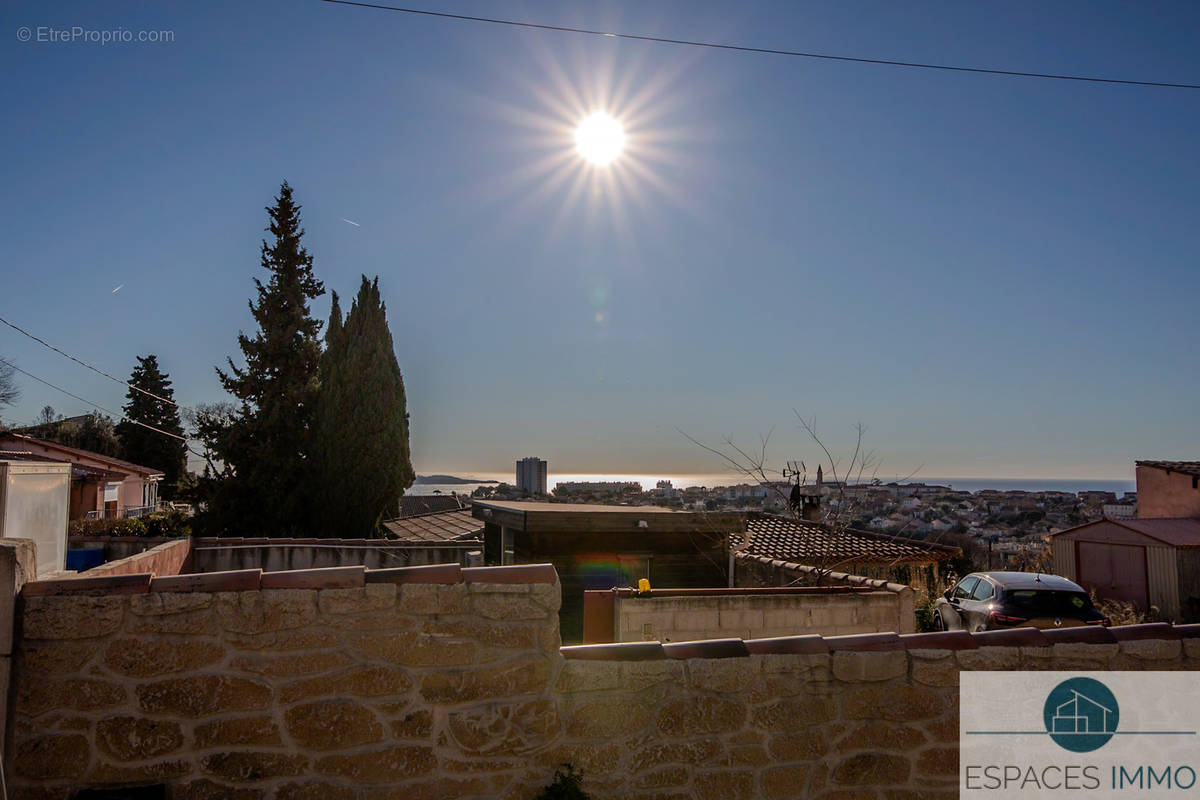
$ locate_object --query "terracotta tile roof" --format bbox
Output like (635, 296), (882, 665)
(382, 508), (483, 544)
(1136, 460), (1200, 478)
(733, 512), (958, 565)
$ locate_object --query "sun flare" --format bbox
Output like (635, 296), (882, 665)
(574, 112), (626, 166)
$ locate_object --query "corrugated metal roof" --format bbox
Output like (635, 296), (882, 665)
(1111, 517), (1200, 548)
(733, 512), (959, 565)
(382, 508), (483, 544)
(1050, 516), (1200, 548)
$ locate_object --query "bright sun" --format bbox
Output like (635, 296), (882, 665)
(574, 112), (625, 166)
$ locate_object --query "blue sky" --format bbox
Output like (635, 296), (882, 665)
(2, 1), (1198, 480)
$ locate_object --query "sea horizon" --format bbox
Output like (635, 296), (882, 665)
(406, 472), (1136, 497)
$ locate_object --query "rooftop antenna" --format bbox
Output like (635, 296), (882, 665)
(782, 461), (805, 512)
(781, 460), (806, 485)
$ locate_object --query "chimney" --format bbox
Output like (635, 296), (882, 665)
(801, 465), (823, 522)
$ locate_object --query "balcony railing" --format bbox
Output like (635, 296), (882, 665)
(122, 505), (158, 519)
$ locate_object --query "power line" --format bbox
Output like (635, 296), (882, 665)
(321, 0), (1200, 90)
(0, 317), (218, 468)
(0, 356), (188, 444)
(0, 314), (180, 409)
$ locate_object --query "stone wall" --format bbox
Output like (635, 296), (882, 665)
(610, 589), (906, 642)
(8, 561), (1200, 800)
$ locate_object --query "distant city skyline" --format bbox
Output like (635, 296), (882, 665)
(406, 471), (1137, 497)
(4, 1), (1198, 480)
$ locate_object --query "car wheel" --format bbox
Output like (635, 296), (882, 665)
(933, 608), (947, 632)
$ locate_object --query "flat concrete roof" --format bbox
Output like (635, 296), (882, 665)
(471, 500), (746, 534)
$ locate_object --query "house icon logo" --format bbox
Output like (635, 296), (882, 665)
(1043, 677), (1120, 753)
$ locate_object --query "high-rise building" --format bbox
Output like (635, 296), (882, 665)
(515, 457), (548, 495)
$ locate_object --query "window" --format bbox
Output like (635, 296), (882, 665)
(1006, 590), (1092, 615)
(954, 576), (979, 600)
(971, 579), (994, 601)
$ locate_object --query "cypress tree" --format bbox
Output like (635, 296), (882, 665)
(116, 355), (187, 499)
(208, 181), (324, 536)
(312, 276), (414, 536)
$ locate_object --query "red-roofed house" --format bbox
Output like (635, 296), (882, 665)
(0, 432), (163, 520)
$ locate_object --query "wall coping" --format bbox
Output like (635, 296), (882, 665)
(68, 536), (182, 544)
(78, 537), (192, 578)
(19, 561), (559, 597)
(190, 538), (478, 550)
(606, 585), (877, 598)
(560, 623), (1200, 660)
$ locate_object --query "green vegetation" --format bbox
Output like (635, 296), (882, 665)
(312, 278), (415, 537)
(116, 355), (187, 499)
(193, 182), (413, 538)
(197, 181), (327, 537)
(915, 597), (941, 632)
(23, 407), (122, 458)
(68, 510), (192, 538)
(534, 765), (589, 800)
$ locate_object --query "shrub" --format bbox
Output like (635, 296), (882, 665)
(142, 510), (192, 538)
(68, 516), (156, 538)
(534, 765), (589, 800)
(1094, 596), (1147, 627)
(915, 597), (941, 632)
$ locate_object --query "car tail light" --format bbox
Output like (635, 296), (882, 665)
(989, 611), (1028, 625)
(1086, 617), (1112, 627)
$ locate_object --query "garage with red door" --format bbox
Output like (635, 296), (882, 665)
(1051, 517), (1200, 623)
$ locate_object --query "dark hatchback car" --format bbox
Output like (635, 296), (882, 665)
(934, 571), (1110, 632)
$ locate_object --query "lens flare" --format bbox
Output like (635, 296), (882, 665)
(574, 112), (626, 166)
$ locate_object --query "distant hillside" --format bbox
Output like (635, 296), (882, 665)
(413, 474), (500, 485)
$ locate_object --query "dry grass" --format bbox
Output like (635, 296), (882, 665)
(1093, 595), (1151, 626)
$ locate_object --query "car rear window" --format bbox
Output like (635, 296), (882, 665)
(1004, 589), (1092, 614)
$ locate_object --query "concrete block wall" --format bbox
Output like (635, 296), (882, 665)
(189, 538), (476, 572)
(736, 555), (917, 633)
(0, 539), (36, 762)
(7, 561), (1200, 800)
(613, 590), (904, 642)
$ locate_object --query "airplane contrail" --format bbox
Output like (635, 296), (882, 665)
(341, 218), (361, 227)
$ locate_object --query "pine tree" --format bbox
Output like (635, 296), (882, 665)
(311, 276), (414, 537)
(207, 181), (325, 536)
(116, 355), (187, 500)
